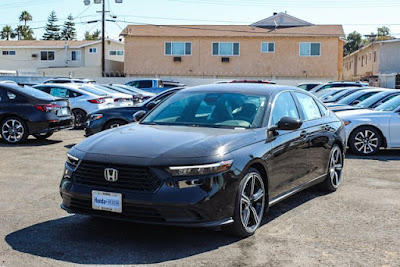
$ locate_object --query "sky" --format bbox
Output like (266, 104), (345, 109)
(0, 0), (399, 41)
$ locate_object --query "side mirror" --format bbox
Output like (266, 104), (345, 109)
(352, 100), (361, 106)
(132, 110), (147, 122)
(146, 101), (157, 110)
(276, 117), (303, 131)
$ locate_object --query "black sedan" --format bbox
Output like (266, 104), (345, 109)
(60, 84), (346, 237)
(84, 88), (181, 136)
(0, 83), (73, 144)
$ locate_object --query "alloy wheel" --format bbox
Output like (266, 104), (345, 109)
(353, 129), (379, 154)
(240, 172), (265, 233)
(1, 119), (25, 143)
(329, 146), (343, 188)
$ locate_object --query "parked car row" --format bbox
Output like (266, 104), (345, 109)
(310, 84), (400, 155)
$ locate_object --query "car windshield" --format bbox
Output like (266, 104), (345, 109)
(142, 91), (268, 129)
(355, 91), (391, 108)
(375, 95), (400, 111)
(329, 89), (359, 102)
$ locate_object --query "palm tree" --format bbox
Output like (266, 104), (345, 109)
(1, 25), (15, 40)
(19, 11), (33, 26)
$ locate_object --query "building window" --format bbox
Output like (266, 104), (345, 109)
(2, 51), (16, 56)
(71, 50), (81, 61)
(361, 56), (364, 66)
(374, 51), (377, 62)
(349, 61), (352, 69)
(212, 42), (240, 56)
(88, 47), (97, 54)
(299, 42), (320, 56)
(261, 42), (275, 53)
(40, 51), (55, 61)
(109, 50), (124, 56)
(165, 42), (192, 56)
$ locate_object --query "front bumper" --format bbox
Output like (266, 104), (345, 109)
(28, 117), (74, 134)
(60, 164), (238, 227)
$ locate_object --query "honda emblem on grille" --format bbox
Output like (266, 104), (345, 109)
(104, 168), (119, 182)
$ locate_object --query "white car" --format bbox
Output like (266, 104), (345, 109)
(33, 84), (114, 128)
(80, 84), (134, 107)
(336, 95), (400, 155)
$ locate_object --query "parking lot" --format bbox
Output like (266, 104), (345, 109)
(0, 130), (399, 267)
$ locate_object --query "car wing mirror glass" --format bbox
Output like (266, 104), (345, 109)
(132, 110), (147, 122)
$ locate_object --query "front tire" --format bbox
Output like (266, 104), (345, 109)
(349, 126), (381, 156)
(319, 145), (343, 192)
(225, 168), (266, 238)
(104, 119), (127, 130)
(1, 117), (29, 144)
(72, 109), (87, 129)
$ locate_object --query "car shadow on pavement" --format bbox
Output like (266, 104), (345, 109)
(5, 187), (324, 265)
(0, 138), (62, 147)
(346, 149), (400, 161)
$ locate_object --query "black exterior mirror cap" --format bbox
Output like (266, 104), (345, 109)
(277, 117), (303, 131)
(146, 101), (157, 110)
(132, 110), (147, 122)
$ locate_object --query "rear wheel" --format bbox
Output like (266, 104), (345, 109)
(225, 168), (266, 238)
(319, 145), (343, 192)
(104, 119), (127, 130)
(33, 132), (53, 140)
(1, 117), (29, 144)
(349, 126), (381, 156)
(72, 109), (87, 129)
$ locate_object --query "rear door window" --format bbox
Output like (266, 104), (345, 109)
(138, 80), (153, 88)
(5, 91), (26, 103)
(294, 92), (322, 121)
(49, 87), (68, 98)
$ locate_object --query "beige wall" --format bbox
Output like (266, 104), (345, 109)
(124, 36), (343, 79)
(343, 43), (379, 80)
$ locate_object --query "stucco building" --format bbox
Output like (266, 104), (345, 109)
(343, 39), (400, 88)
(121, 13), (345, 79)
(0, 39), (124, 77)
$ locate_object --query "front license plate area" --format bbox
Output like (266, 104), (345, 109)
(92, 190), (122, 213)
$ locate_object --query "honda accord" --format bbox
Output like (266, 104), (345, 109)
(60, 84), (346, 237)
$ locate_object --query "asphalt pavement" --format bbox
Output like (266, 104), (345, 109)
(0, 130), (399, 266)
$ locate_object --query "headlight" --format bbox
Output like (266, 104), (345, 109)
(343, 120), (351, 126)
(66, 153), (80, 168)
(88, 114), (103, 121)
(167, 160), (233, 176)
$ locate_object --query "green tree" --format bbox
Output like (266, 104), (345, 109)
(84, 29), (101, 40)
(1, 25), (15, 40)
(344, 31), (362, 56)
(61, 14), (77, 40)
(376, 26), (393, 40)
(42, 10), (60, 40)
(19, 11), (33, 26)
(14, 25), (34, 40)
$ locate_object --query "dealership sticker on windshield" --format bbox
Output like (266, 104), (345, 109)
(92, 190), (122, 213)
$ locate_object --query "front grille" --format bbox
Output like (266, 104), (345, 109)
(62, 193), (204, 223)
(74, 160), (162, 192)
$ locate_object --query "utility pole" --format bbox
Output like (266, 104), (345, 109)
(101, 0), (105, 77)
(83, 0), (123, 77)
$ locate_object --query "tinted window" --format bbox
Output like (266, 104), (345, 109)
(271, 92), (299, 126)
(138, 81), (153, 88)
(5, 91), (26, 103)
(49, 87), (68, 98)
(295, 92), (321, 120)
(354, 92), (378, 103)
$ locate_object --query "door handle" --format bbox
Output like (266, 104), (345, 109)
(300, 131), (308, 138)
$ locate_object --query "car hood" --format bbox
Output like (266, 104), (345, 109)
(74, 123), (256, 159)
(336, 109), (392, 120)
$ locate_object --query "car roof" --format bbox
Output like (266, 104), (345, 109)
(179, 83), (301, 95)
